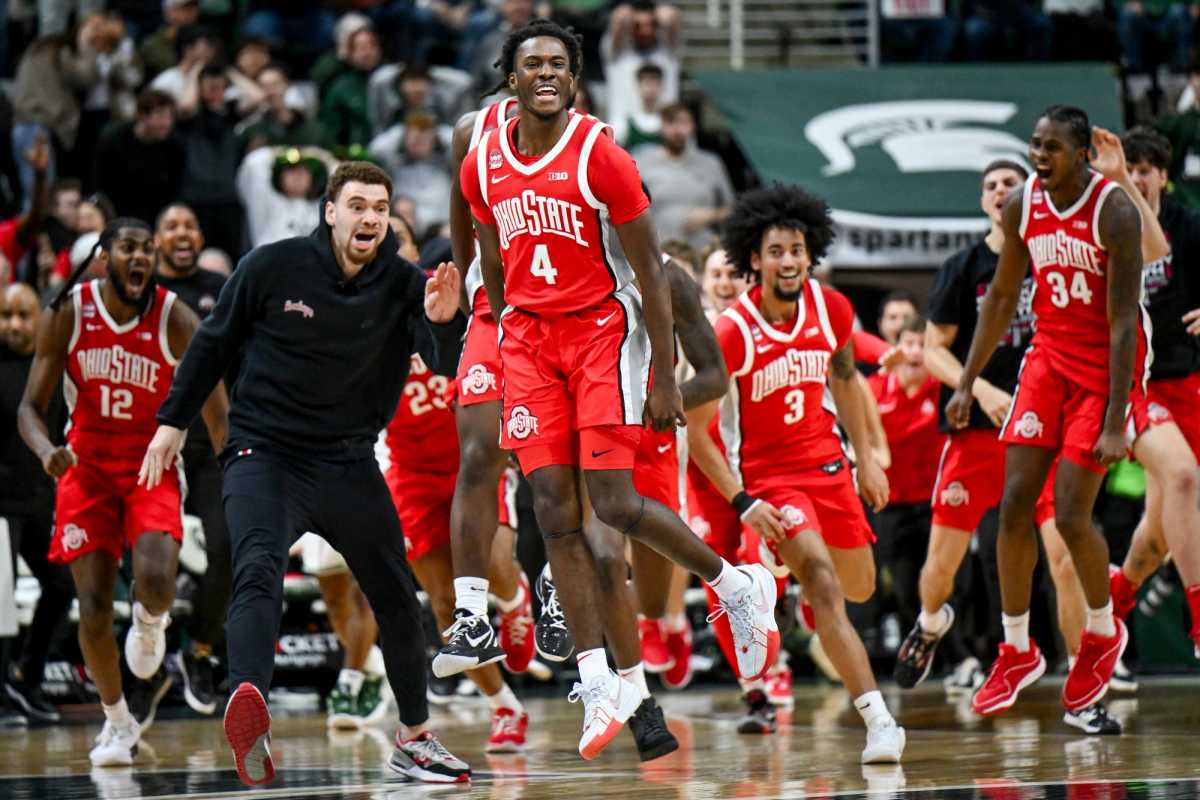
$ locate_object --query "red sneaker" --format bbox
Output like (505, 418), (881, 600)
(765, 660), (794, 708)
(639, 619), (674, 674)
(223, 682), (274, 786)
(1063, 618), (1128, 712)
(661, 626), (693, 690)
(971, 642), (1046, 716)
(485, 707), (529, 753)
(500, 573), (535, 673)
(1109, 565), (1137, 621)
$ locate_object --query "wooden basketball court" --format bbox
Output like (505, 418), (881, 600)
(2, 678), (1198, 799)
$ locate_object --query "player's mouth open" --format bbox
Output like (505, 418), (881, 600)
(353, 232), (377, 246)
(535, 85), (558, 98)
(126, 266), (148, 288)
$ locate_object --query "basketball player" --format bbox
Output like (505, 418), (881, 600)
(1108, 127), (1200, 658)
(687, 185), (906, 763)
(948, 107), (1156, 718)
(152, 203), (231, 716)
(140, 162), (472, 785)
(18, 219), (229, 765)
(456, 20), (778, 760)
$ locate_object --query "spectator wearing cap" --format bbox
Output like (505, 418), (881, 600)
(369, 111), (451, 234)
(236, 63), (329, 151)
(319, 28), (384, 149)
(635, 103), (735, 254)
(94, 89), (186, 226)
(140, 0), (202, 81)
(236, 145), (334, 247)
(601, 0), (681, 144)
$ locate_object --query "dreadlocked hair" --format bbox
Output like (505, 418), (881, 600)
(487, 19), (584, 97)
(721, 184), (836, 279)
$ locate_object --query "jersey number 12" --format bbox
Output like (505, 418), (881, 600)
(99, 385), (133, 420)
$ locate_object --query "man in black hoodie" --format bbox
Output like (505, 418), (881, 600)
(139, 161), (471, 786)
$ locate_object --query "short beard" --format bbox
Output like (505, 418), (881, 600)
(772, 284), (802, 303)
(161, 252), (197, 275)
(110, 271), (156, 315)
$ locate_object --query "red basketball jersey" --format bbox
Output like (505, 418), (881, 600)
(1019, 171), (1150, 394)
(714, 281), (854, 486)
(385, 354), (460, 474)
(464, 96), (518, 319)
(461, 113), (649, 315)
(64, 280), (178, 461)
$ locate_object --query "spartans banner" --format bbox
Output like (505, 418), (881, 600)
(694, 65), (1122, 268)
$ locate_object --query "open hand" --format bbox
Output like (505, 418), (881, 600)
(138, 425), (185, 488)
(424, 261), (461, 323)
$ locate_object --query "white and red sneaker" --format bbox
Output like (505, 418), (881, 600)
(500, 573), (535, 673)
(486, 707), (529, 753)
(568, 671), (640, 760)
(1063, 618), (1128, 712)
(639, 619), (674, 674)
(223, 682), (274, 786)
(765, 659), (794, 708)
(971, 642), (1047, 716)
(661, 625), (693, 690)
(706, 564), (779, 681)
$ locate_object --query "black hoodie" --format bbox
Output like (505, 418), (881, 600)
(157, 217), (466, 460)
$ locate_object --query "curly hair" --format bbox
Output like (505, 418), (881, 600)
(721, 184), (835, 278)
(491, 19), (583, 90)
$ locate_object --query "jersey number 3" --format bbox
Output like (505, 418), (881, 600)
(531, 244), (559, 285)
(783, 389), (805, 425)
(1046, 270), (1093, 309)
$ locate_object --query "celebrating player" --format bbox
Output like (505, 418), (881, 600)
(18, 219), (228, 765)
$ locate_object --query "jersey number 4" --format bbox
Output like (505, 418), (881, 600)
(99, 385), (133, 420)
(531, 244), (559, 285)
(1046, 270), (1094, 309)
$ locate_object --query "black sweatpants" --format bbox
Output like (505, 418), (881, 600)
(222, 449), (428, 725)
(0, 510), (74, 684)
(181, 444), (232, 648)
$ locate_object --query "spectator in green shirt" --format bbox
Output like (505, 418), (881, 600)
(318, 28), (382, 149)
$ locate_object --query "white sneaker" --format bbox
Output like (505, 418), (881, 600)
(90, 718), (141, 767)
(943, 656), (985, 697)
(124, 605), (170, 680)
(861, 720), (906, 764)
(706, 564), (779, 681)
(567, 671), (640, 760)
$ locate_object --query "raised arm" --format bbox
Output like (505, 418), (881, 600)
(666, 258), (727, 409)
(18, 303), (77, 477)
(166, 299), (228, 454)
(1092, 126), (1169, 265)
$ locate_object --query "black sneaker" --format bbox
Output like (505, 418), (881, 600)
(432, 610), (505, 679)
(128, 666), (174, 731)
(176, 650), (217, 715)
(426, 660), (458, 706)
(1063, 703), (1122, 735)
(1109, 658), (1138, 693)
(737, 689), (776, 734)
(893, 607), (954, 689)
(387, 730), (471, 783)
(628, 697), (678, 762)
(534, 567), (574, 662)
(6, 680), (60, 724)
(0, 694), (29, 728)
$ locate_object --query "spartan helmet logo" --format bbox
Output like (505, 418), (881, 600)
(804, 100), (1030, 177)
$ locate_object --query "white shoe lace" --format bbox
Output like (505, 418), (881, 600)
(94, 719), (135, 748)
(567, 677), (611, 731)
(441, 613), (488, 644)
(492, 710), (521, 737)
(407, 733), (456, 765)
(706, 586), (757, 651)
(132, 614), (168, 655)
(541, 587), (568, 630)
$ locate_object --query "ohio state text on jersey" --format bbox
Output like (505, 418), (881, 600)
(1018, 171), (1151, 394)
(64, 280), (178, 459)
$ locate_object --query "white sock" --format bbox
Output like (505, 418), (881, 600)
(576, 647), (609, 686)
(103, 697), (133, 725)
(338, 668), (364, 697)
(853, 690), (894, 730)
(495, 580), (525, 614)
(364, 645), (385, 677)
(487, 683), (524, 715)
(134, 602), (162, 626)
(618, 663), (651, 700)
(739, 677), (764, 693)
(1002, 611), (1031, 652)
(454, 577), (489, 617)
(708, 559), (751, 601)
(1086, 600), (1116, 637)
(664, 613), (688, 633)
(918, 605), (952, 636)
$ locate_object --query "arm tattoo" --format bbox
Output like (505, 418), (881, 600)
(830, 344), (855, 380)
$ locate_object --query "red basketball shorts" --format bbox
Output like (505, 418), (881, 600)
(1001, 344), (1147, 475)
(931, 428), (1057, 532)
(386, 466), (456, 561)
(51, 459), (182, 564)
(498, 291), (649, 474)
(456, 308), (503, 407)
(634, 427), (683, 514)
(1143, 373), (1200, 457)
(748, 461), (876, 552)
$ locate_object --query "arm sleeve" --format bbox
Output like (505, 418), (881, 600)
(156, 248), (263, 428)
(928, 252), (967, 325)
(587, 133), (651, 225)
(459, 148), (495, 225)
(401, 263), (469, 377)
(714, 313), (749, 378)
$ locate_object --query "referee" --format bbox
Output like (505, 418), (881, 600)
(139, 162), (471, 785)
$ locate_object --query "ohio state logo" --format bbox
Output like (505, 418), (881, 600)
(779, 504), (808, 529)
(489, 150), (502, 170)
(62, 523), (88, 551)
(506, 405), (539, 440)
(1013, 411), (1044, 439)
(1147, 402), (1171, 423)
(940, 481), (969, 508)
(462, 363), (497, 395)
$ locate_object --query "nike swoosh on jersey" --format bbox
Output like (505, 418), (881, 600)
(596, 311), (618, 326)
(491, 174), (512, 184)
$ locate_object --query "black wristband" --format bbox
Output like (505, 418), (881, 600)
(731, 491), (757, 517)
